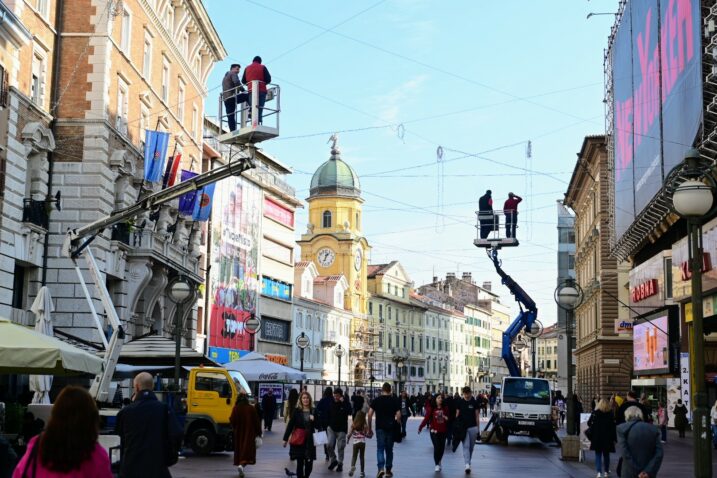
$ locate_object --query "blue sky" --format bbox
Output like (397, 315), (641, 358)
(204, 0), (616, 325)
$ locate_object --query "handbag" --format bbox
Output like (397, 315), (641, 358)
(289, 427), (307, 446)
(255, 436), (263, 449)
(313, 430), (328, 446)
(391, 420), (403, 443)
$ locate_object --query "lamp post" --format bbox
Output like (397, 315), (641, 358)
(554, 278), (583, 436)
(335, 344), (345, 389)
(670, 148), (716, 478)
(167, 276), (194, 390)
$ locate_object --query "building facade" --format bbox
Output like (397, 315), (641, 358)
(564, 135), (632, 401)
(536, 323), (559, 387)
(556, 200), (576, 395)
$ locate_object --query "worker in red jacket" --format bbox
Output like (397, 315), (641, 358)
(503, 192), (523, 238)
(242, 56), (272, 125)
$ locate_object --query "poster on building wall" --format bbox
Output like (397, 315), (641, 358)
(666, 377), (680, 428)
(258, 383), (284, 403)
(680, 352), (692, 422)
(207, 176), (262, 355)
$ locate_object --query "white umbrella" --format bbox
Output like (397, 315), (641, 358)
(224, 352), (307, 381)
(29, 287), (55, 404)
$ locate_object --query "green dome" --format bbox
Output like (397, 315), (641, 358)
(309, 143), (361, 198)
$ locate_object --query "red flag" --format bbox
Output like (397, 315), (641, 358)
(167, 153), (182, 188)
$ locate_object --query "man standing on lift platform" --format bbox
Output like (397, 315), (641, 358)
(478, 190), (493, 239)
(503, 192), (522, 238)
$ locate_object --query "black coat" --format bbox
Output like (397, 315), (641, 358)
(283, 409), (316, 460)
(588, 410), (616, 453)
(115, 390), (181, 478)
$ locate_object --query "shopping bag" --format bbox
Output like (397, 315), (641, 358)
(313, 430), (328, 446)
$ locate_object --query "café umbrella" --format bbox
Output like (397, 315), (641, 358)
(224, 352), (306, 382)
(29, 286), (55, 403)
(0, 318), (103, 375)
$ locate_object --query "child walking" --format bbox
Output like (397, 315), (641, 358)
(347, 410), (369, 477)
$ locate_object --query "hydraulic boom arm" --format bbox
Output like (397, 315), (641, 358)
(63, 151), (256, 401)
(487, 248), (538, 377)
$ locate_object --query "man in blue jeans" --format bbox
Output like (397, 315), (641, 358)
(367, 382), (401, 478)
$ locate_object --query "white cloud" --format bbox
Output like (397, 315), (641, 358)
(374, 74), (428, 125)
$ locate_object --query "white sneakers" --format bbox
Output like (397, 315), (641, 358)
(238, 465), (245, 477)
(435, 465), (441, 472)
(465, 463), (471, 474)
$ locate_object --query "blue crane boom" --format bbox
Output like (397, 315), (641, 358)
(487, 248), (538, 377)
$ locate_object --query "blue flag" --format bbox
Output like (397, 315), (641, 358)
(192, 182), (216, 222)
(177, 170), (199, 216)
(143, 130), (170, 182)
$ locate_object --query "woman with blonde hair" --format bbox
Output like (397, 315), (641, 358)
(283, 391), (316, 478)
(588, 398), (617, 478)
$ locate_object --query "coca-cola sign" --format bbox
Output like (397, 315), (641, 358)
(631, 279), (658, 303)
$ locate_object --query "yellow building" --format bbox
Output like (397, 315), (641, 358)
(296, 137), (372, 385)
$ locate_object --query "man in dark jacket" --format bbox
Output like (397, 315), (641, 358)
(478, 190), (494, 239)
(222, 64), (247, 132)
(616, 391), (651, 425)
(617, 406), (663, 478)
(242, 56), (271, 124)
(116, 372), (182, 478)
(327, 388), (352, 472)
(261, 391), (277, 432)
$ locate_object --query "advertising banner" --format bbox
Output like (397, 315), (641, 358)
(612, 0), (702, 240)
(633, 314), (669, 374)
(666, 377), (681, 427)
(672, 217), (717, 301)
(207, 176), (262, 355)
(680, 352), (692, 421)
(258, 383), (284, 403)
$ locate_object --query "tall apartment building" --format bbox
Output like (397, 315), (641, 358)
(556, 200), (576, 394)
(564, 135), (631, 400)
(536, 323), (560, 386)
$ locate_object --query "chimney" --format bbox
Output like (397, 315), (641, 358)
(462, 272), (472, 283)
(446, 272), (455, 280)
(432, 276), (438, 284)
(482, 281), (492, 291)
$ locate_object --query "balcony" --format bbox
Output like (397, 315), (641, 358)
(124, 228), (200, 278)
(321, 330), (337, 347)
(22, 198), (48, 229)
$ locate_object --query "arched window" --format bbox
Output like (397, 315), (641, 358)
(307, 315), (312, 330)
(297, 312), (303, 328)
(322, 210), (332, 228)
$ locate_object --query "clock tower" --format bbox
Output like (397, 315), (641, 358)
(297, 136), (370, 315)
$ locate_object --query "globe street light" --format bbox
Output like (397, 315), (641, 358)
(335, 344), (345, 389)
(554, 278), (583, 436)
(670, 148), (716, 478)
(167, 276), (194, 390)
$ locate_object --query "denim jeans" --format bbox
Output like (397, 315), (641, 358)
(712, 424), (717, 447)
(595, 451), (610, 473)
(661, 425), (667, 442)
(327, 427), (347, 464)
(462, 426), (479, 465)
(375, 428), (394, 471)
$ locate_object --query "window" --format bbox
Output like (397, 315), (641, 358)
(568, 254), (575, 270)
(116, 77), (129, 134)
(410, 336), (415, 352)
(192, 105), (199, 141)
(379, 332), (383, 348)
(139, 106), (149, 147)
(177, 80), (185, 120)
(379, 304), (383, 319)
(120, 7), (131, 53)
(387, 364), (392, 376)
(163, 5), (174, 33)
(388, 334), (392, 348)
(31, 52), (46, 105)
(12, 265), (26, 309)
(180, 30), (189, 57)
(142, 35), (152, 81)
(36, 0), (49, 17)
(0, 64), (7, 107)
(368, 302), (373, 315)
(195, 372), (231, 397)
(403, 335), (406, 348)
(322, 210), (332, 228)
(194, 56), (202, 77)
(161, 59), (170, 103)
(355, 212), (360, 229)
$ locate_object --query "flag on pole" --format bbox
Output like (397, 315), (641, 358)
(192, 182), (216, 222)
(177, 170), (199, 216)
(143, 130), (170, 182)
(162, 153), (182, 188)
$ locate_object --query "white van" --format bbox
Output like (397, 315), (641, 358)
(496, 377), (554, 443)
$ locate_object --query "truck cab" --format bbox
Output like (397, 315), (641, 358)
(185, 367), (252, 455)
(496, 377), (554, 443)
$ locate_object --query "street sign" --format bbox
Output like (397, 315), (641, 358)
(245, 316), (261, 334)
(296, 333), (310, 349)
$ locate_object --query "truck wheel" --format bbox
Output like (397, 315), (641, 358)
(190, 428), (215, 455)
(495, 425), (508, 443)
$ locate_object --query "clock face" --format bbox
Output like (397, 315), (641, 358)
(317, 247), (335, 268)
(354, 248), (363, 271)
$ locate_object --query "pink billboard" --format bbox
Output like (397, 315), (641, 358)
(633, 315), (669, 374)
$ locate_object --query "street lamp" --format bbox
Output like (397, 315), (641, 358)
(335, 344), (345, 389)
(670, 148), (716, 478)
(439, 357), (447, 393)
(167, 276), (194, 391)
(554, 278), (583, 436)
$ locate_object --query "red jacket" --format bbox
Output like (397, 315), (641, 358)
(242, 61), (271, 92)
(418, 405), (450, 434)
(503, 195), (522, 212)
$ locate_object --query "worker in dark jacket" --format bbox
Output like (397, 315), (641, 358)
(222, 64), (247, 132)
(316, 387), (333, 461)
(242, 56), (272, 124)
(478, 190), (494, 239)
(326, 388), (352, 472)
(115, 372), (182, 478)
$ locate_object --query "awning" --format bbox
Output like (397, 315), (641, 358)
(224, 351), (306, 382)
(112, 334), (219, 367)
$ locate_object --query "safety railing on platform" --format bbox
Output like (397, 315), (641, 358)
(474, 209), (520, 248)
(217, 80), (280, 145)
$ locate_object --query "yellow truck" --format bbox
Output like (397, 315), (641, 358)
(184, 366), (252, 455)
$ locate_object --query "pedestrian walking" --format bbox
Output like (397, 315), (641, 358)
(13, 386), (112, 478)
(242, 56), (271, 124)
(673, 399), (688, 438)
(230, 390), (262, 477)
(418, 393), (450, 472)
(640, 394), (653, 424)
(557, 398), (566, 428)
(478, 190), (494, 239)
(617, 406), (663, 478)
(327, 388), (351, 472)
(399, 391), (411, 438)
(316, 387), (334, 462)
(503, 192), (523, 238)
(587, 399), (616, 478)
(283, 392), (317, 478)
(115, 372), (183, 478)
(616, 391), (651, 425)
(444, 392), (457, 448)
(455, 387), (481, 474)
(712, 400), (717, 449)
(347, 410), (369, 477)
(262, 390), (277, 432)
(367, 382), (401, 478)
(285, 389), (300, 423)
(572, 393), (584, 433)
(657, 402), (668, 443)
(352, 391), (365, 419)
(0, 435), (17, 478)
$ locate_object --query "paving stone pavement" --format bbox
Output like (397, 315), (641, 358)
(171, 416), (717, 478)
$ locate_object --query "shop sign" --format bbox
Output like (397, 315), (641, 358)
(672, 217), (717, 301)
(679, 253), (712, 281)
(265, 353), (288, 366)
(264, 197), (294, 227)
(680, 353), (692, 421)
(260, 317), (290, 343)
(631, 279), (658, 302)
(614, 319), (634, 335)
(208, 346), (246, 364)
(683, 294), (717, 323)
